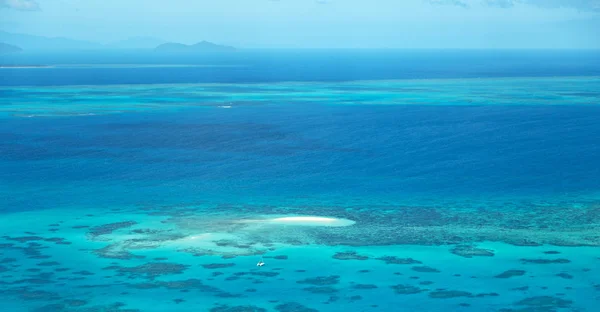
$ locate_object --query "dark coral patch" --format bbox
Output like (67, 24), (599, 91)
(353, 284), (378, 289)
(332, 251), (368, 261)
(5, 236), (45, 243)
(303, 286), (338, 294)
(275, 302), (318, 312)
(37, 261), (60, 267)
(556, 273), (573, 279)
(495, 270), (526, 278)
(429, 290), (472, 299)
(520, 258), (570, 264)
(202, 263), (235, 269)
(1, 258), (17, 263)
(72, 270), (94, 276)
(411, 266), (440, 273)
(376, 256), (422, 265)
(44, 238), (65, 243)
(325, 295), (339, 303)
(213, 240), (252, 249)
(507, 239), (542, 247)
(391, 284), (426, 295)
(112, 262), (188, 279)
(31, 304), (65, 312)
(475, 292), (499, 297)
(233, 271), (279, 278)
(296, 275), (339, 285)
(543, 251), (561, 255)
(450, 245), (494, 258)
(514, 296), (573, 309)
(88, 221), (137, 237)
(265, 255), (288, 260)
(15, 289), (61, 301)
(128, 278), (226, 295)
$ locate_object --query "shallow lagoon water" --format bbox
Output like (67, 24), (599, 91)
(1, 53), (600, 311)
(1, 205), (598, 312)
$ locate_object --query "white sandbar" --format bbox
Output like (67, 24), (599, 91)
(236, 215), (355, 227)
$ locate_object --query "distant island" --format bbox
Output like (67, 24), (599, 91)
(0, 42), (23, 54)
(0, 31), (237, 52)
(154, 41), (236, 52)
(0, 31), (101, 51)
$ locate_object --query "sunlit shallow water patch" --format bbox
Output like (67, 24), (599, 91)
(1, 76), (599, 117)
(0, 203), (598, 311)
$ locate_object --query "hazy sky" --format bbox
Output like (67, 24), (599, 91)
(1, 0), (599, 48)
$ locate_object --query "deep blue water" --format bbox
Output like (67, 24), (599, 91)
(1, 49), (600, 86)
(2, 104), (600, 212)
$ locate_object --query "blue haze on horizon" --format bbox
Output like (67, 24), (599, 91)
(0, 0), (599, 49)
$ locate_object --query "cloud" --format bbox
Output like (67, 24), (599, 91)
(427, 0), (469, 8)
(483, 0), (517, 8)
(427, 0), (600, 11)
(0, 0), (40, 11)
(525, 0), (600, 11)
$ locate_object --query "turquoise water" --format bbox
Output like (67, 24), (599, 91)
(1, 52), (600, 311)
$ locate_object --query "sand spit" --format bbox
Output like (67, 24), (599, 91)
(235, 216), (356, 227)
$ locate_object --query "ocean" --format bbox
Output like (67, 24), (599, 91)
(1, 50), (599, 311)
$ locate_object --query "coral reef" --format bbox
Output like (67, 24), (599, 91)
(296, 275), (339, 285)
(352, 284), (378, 289)
(495, 270), (526, 278)
(332, 251), (368, 260)
(109, 262), (188, 279)
(520, 258), (570, 264)
(555, 273), (573, 279)
(428, 290), (472, 299)
(390, 284), (426, 294)
(376, 256), (421, 264)
(411, 266), (440, 273)
(275, 302), (318, 312)
(88, 221), (138, 237)
(201, 263), (236, 269)
(513, 296), (573, 310)
(450, 245), (495, 258)
(302, 286), (338, 294)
